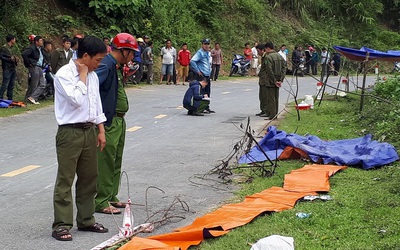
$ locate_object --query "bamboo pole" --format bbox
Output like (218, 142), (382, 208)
(359, 52), (369, 112)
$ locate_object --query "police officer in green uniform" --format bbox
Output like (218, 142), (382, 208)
(264, 42), (286, 120)
(256, 44), (268, 117)
(95, 33), (140, 214)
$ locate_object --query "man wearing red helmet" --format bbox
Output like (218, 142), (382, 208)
(95, 33), (139, 214)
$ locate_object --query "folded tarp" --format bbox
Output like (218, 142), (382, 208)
(239, 126), (399, 169)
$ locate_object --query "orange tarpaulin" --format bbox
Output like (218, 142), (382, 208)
(283, 165), (347, 192)
(278, 146), (309, 160)
(120, 164), (346, 250)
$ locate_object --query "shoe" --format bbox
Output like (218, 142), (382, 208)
(187, 110), (193, 115)
(182, 83), (186, 86)
(193, 112), (204, 116)
(52, 227), (72, 241)
(28, 97), (40, 105)
(78, 223), (108, 233)
(259, 113), (269, 117)
(110, 202), (126, 208)
(255, 112), (265, 116)
(206, 109), (215, 113)
(96, 206), (121, 214)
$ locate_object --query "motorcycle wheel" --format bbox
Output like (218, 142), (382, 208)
(229, 67), (237, 77)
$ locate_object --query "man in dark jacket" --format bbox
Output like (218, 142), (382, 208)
(51, 37), (73, 74)
(22, 35), (46, 104)
(0, 34), (18, 100)
(183, 78), (209, 116)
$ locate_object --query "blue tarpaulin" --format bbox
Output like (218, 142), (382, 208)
(239, 126), (399, 170)
(333, 45), (400, 62)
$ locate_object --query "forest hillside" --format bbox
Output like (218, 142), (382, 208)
(1, 0), (399, 72)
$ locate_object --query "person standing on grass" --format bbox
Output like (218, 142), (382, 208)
(51, 37), (73, 74)
(0, 34), (18, 100)
(210, 42), (223, 81)
(190, 38), (215, 113)
(22, 35), (47, 105)
(94, 33), (140, 215)
(52, 36), (108, 241)
(177, 43), (191, 85)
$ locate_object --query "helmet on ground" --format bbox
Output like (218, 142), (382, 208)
(112, 33), (139, 51)
(28, 34), (36, 42)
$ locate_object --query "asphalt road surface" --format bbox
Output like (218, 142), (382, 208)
(0, 74), (377, 249)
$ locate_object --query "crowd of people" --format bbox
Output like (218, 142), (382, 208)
(290, 44), (341, 76)
(0, 32), (344, 241)
(0, 32), (344, 104)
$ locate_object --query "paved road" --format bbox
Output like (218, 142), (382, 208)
(0, 75), (377, 249)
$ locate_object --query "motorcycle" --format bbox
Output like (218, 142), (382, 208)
(122, 61), (140, 84)
(392, 62), (400, 73)
(229, 54), (251, 76)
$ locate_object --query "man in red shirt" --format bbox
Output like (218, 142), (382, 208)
(177, 43), (191, 85)
(244, 42), (253, 61)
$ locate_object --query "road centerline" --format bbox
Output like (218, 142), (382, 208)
(1, 165), (41, 177)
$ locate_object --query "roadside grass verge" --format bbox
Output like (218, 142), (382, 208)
(196, 94), (400, 250)
(0, 99), (54, 117)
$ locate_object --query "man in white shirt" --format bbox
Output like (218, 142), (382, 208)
(159, 39), (176, 84)
(320, 47), (330, 76)
(251, 42), (258, 76)
(278, 44), (287, 62)
(52, 36), (108, 241)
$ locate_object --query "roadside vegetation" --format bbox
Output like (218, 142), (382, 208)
(1, 0), (400, 100)
(197, 75), (400, 249)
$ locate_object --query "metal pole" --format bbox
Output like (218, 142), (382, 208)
(359, 52), (369, 112)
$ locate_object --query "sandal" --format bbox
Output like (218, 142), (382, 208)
(78, 222), (108, 233)
(110, 202), (126, 208)
(52, 227), (73, 241)
(96, 206), (122, 214)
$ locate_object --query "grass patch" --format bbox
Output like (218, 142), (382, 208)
(195, 94), (400, 249)
(0, 99), (54, 117)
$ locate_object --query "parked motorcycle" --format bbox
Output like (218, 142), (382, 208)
(122, 61), (140, 84)
(229, 54), (251, 76)
(392, 62), (400, 73)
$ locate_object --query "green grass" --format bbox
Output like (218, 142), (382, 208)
(194, 94), (400, 250)
(0, 99), (54, 117)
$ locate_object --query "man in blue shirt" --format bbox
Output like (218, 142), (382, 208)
(190, 38), (215, 113)
(94, 33), (139, 215)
